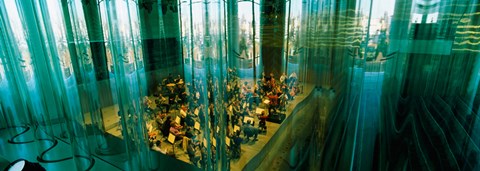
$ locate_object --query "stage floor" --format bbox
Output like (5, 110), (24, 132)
(84, 83), (315, 170)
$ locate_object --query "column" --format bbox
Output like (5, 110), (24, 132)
(260, 0), (286, 77)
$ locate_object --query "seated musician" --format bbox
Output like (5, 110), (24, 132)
(161, 116), (172, 136)
(230, 131), (242, 159)
(143, 96), (154, 111)
(179, 105), (188, 118)
(185, 112), (196, 127)
(175, 83), (186, 104)
(278, 93), (288, 111)
(232, 100), (241, 115)
(269, 76), (276, 88)
(158, 94), (169, 113)
(289, 86), (297, 100)
(170, 121), (185, 139)
(251, 91), (260, 106)
(174, 75), (182, 83)
(167, 73), (174, 84)
(155, 110), (167, 126)
(280, 73), (287, 84)
(258, 111), (268, 132)
(264, 72), (271, 82)
(185, 127), (195, 139)
(241, 81), (249, 93)
(152, 140), (167, 154)
(168, 89), (176, 109)
(187, 138), (201, 166)
(231, 113), (240, 127)
(241, 108), (251, 119)
(289, 72), (297, 87)
(156, 84), (163, 94)
(267, 93), (279, 115)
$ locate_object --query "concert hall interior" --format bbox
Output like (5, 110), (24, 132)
(1, 0), (480, 170)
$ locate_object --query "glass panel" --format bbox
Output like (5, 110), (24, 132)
(1, 0), (59, 165)
(0, 0), (94, 170)
(230, 0), (261, 82)
(0, 0), (37, 127)
(0, 32), (22, 129)
(284, 0), (305, 97)
(98, 0), (149, 170)
(0, 1), (478, 171)
(66, 0), (112, 161)
(37, 0), (93, 169)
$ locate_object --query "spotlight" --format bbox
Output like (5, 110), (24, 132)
(3, 159), (45, 171)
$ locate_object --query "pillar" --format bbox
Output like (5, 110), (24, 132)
(260, 0), (286, 77)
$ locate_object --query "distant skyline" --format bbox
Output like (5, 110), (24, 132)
(368, 0), (396, 18)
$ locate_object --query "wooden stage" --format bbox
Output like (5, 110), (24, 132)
(84, 84), (315, 170)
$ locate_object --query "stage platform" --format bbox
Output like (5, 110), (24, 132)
(90, 84), (315, 170)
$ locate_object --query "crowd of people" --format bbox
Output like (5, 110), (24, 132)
(144, 73), (220, 168)
(142, 69), (302, 168)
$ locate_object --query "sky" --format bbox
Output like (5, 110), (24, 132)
(368, 0), (397, 18)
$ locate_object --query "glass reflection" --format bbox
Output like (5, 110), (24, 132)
(1, 0), (46, 133)
(284, 0), (305, 96)
(37, 0), (93, 169)
(66, 0), (111, 156)
(233, 0), (261, 81)
(0, 40), (17, 129)
(0, 0), (478, 171)
(103, 0), (151, 169)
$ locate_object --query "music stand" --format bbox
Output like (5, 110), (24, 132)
(225, 137), (231, 147)
(255, 108), (264, 115)
(234, 125), (240, 133)
(194, 122), (200, 130)
(194, 108), (199, 116)
(175, 116), (181, 124)
(168, 133), (177, 158)
(243, 116), (254, 124)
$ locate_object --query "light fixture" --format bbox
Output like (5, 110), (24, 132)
(3, 159), (45, 171)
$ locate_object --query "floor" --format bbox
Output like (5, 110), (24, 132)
(0, 127), (121, 171)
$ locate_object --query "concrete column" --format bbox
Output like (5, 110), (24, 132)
(260, 0), (286, 77)
(227, 0), (239, 68)
(139, 0), (183, 92)
(83, 0), (109, 81)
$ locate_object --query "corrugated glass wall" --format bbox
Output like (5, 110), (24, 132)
(1, 0), (479, 171)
